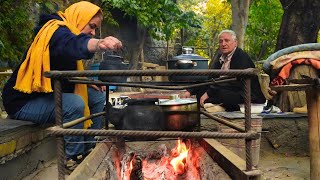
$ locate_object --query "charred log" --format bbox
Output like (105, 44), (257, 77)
(130, 155), (144, 180)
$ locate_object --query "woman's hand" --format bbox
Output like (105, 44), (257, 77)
(88, 37), (122, 52)
(200, 92), (209, 107)
(185, 91), (191, 98)
(180, 91), (191, 98)
(267, 87), (277, 100)
(98, 36), (122, 50)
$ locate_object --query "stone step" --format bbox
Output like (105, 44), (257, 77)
(0, 118), (56, 179)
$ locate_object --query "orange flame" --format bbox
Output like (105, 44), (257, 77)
(170, 139), (189, 175)
(129, 160), (133, 171)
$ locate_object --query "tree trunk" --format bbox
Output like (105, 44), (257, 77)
(121, 23), (146, 91)
(276, 0), (320, 51)
(274, 0), (320, 111)
(129, 23), (147, 70)
(231, 0), (250, 49)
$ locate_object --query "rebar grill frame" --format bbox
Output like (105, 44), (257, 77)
(45, 68), (260, 179)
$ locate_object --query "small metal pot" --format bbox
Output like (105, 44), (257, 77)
(167, 48), (208, 82)
(99, 55), (129, 83)
(159, 98), (198, 131)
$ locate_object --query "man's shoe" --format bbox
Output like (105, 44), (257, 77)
(65, 155), (84, 173)
(65, 158), (79, 173)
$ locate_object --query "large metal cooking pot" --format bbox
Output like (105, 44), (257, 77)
(159, 98), (198, 131)
(99, 55), (129, 83)
(108, 98), (198, 132)
(167, 47), (209, 82)
(109, 98), (165, 131)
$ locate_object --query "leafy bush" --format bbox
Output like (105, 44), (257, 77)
(0, 0), (35, 68)
(0, 0), (68, 69)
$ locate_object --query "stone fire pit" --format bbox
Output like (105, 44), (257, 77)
(68, 138), (261, 180)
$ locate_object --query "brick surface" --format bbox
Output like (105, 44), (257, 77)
(16, 133), (32, 150)
(0, 140), (16, 157)
(31, 130), (45, 143)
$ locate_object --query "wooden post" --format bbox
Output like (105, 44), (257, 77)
(306, 88), (320, 180)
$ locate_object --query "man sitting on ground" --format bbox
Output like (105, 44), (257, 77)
(186, 29), (266, 112)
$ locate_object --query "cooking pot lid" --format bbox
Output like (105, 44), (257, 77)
(107, 55), (122, 58)
(158, 98), (197, 105)
(170, 53), (208, 61)
(124, 98), (159, 105)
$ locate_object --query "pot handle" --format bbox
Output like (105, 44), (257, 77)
(175, 60), (197, 67)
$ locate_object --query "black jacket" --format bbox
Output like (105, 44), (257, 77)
(207, 47), (265, 104)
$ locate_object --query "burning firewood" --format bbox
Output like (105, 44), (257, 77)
(146, 144), (168, 160)
(129, 155), (144, 180)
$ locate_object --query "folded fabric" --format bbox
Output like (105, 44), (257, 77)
(258, 74), (273, 100)
(278, 58), (320, 80)
(270, 76), (285, 86)
(270, 58), (320, 86)
(270, 50), (320, 72)
(263, 43), (320, 74)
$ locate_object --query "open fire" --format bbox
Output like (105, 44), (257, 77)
(120, 139), (200, 180)
(170, 139), (189, 175)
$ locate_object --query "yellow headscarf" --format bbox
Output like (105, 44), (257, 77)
(14, 1), (101, 129)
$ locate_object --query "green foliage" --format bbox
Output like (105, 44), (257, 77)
(183, 0), (231, 58)
(246, 0), (283, 61)
(0, 0), (68, 69)
(102, 0), (201, 41)
(0, 0), (34, 68)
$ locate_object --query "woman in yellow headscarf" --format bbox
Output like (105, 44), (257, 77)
(2, 1), (122, 169)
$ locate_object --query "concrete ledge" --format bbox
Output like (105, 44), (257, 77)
(0, 118), (56, 179)
(201, 112), (309, 156)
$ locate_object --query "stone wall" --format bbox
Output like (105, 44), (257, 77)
(261, 117), (309, 156)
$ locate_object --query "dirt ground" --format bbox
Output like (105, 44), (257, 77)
(259, 149), (309, 180)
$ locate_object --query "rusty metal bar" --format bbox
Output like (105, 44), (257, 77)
(243, 78), (253, 171)
(200, 109), (245, 132)
(44, 69), (258, 78)
(196, 96), (201, 131)
(271, 77), (320, 91)
(68, 77), (237, 90)
(105, 86), (109, 130)
(288, 77), (320, 85)
(63, 112), (106, 129)
(47, 68), (261, 178)
(271, 84), (314, 91)
(47, 126), (260, 140)
(54, 80), (66, 180)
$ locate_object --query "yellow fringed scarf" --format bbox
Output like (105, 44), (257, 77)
(14, 1), (101, 129)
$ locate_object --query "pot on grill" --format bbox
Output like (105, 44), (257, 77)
(158, 98), (198, 131)
(108, 98), (198, 132)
